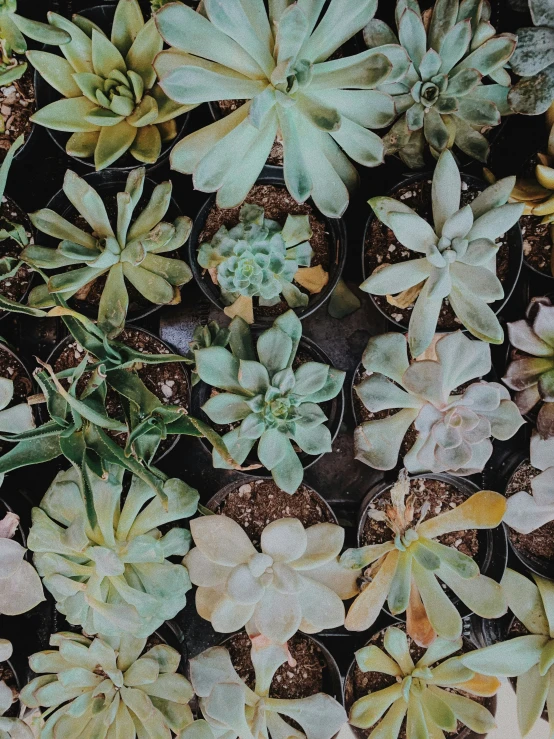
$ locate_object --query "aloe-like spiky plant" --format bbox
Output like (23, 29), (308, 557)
(154, 0), (409, 218)
(21, 631), (195, 738)
(0, 639), (33, 739)
(365, 0), (517, 167)
(354, 331), (524, 474)
(341, 471), (507, 647)
(360, 149), (525, 357)
(27, 0), (192, 170)
(0, 509), (44, 616)
(22, 167), (192, 338)
(187, 640), (347, 739)
(194, 309), (345, 494)
(349, 627), (499, 738)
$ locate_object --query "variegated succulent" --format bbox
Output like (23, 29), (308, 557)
(154, 0), (408, 218)
(21, 631), (195, 738)
(28, 464), (197, 638)
(349, 627), (499, 738)
(28, 0), (191, 170)
(186, 641), (347, 739)
(184, 514), (359, 645)
(0, 639), (33, 739)
(366, 0), (517, 167)
(22, 167), (192, 338)
(361, 150), (524, 357)
(342, 471), (507, 647)
(0, 509), (44, 616)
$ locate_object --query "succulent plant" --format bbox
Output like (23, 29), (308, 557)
(0, 639), (33, 739)
(187, 640), (347, 739)
(154, 0), (409, 218)
(341, 471), (507, 646)
(355, 331), (524, 474)
(183, 320), (230, 387)
(22, 167), (192, 338)
(460, 568), (554, 738)
(0, 509), (44, 616)
(194, 310), (345, 494)
(184, 514), (359, 645)
(360, 150), (525, 356)
(503, 296), (554, 438)
(28, 463), (196, 638)
(28, 0), (192, 170)
(349, 626), (499, 738)
(21, 631), (195, 738)
(365, 0), (517, 167)
(198, 204), (323, 324)
(0, 373), (35, 449)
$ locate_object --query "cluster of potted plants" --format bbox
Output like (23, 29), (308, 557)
(0, 0), (552, 737)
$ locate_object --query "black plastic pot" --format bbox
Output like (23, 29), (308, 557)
(357, 474), (508, 621)
(33, 5), (190, 174)
(0, 195), (35, 322)
(189, 172), (347, 326)
(190, 333), (345, 477)
(361, 171), (524, 334)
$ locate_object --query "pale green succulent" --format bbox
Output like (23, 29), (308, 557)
(21, 631), (195, 738)
(0, 509), (44, 616)
(183, 320), (230, 387)
(360, 149), (525, 357)
(22, 167), (192, 338)
(349, 627), (499, 738)
(0, 639), (33, 739)
(154, 0), (409, 218)
(27, 0), (192, 170)
(28, 464), (197, 638)
(366, 0), (517, 167)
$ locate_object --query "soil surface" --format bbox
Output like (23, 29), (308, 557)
(0, 662), (18, 718)
(364, 179), (511, 329)
(0, 344), (33, 456)
(521, 215), (552, 276)
(0, 64), (35, 159)
(0, 197), (32, 312)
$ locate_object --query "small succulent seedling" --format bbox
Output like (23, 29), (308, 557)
(0, 639), (33, 739)
(185, 514), (359, 644)
(341, 471), (507, 646)
(186, 640), (347, 739)
(198, 203), (328, 324)
(23, 167), (192, 338)
(460, 568), (554, 738)
(503, 296), (554, 437)
(29, 463), (196, 638)
(21, 631), (195, 737)
(154, 0), (409, 218)
(28, 0), (192, 169)
(360, 149), (524, 356)
(194, 309), (345, 494)
(349, 627), (499, 738)
(0, 509), (44, 615)
(354, 331), (524, 474)
(365, 0), (516, 167)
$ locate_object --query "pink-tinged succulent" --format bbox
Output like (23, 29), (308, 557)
(0, 511), (44, 616)
(503, 296), (554, 438)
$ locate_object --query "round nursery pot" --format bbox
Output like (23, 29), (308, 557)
(0, 194), (35, 321)
(0, 69), (39, 164)
(357, 474), (508, 622)
(361, 171), (523, 335)
(40, 169), (187, 325)
(46, 324), (191, 464)
(190, 333), (345, 476)
(515, 157), (554, 283)
(33, 5), (190, 174)
(188, 172), (347, 325)
(344, 622), (497, 739)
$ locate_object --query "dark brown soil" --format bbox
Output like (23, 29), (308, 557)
(210, 479), (335, 547)
(364, 179), (511, 329)
(521, 215), (552, 276)
(0, 64), (35, 159)
(0, 662), (18, 718)
(0, 344), (33, 456)
(0, 197), (32, 312)
(361, 478), (479, 559)
(505, 460), (554, 562)
(198, 184), (332, 319)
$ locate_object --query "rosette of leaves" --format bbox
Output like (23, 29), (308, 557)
(0, 639), (33, 739)
(194, 310), (345, 493)
(185, 641), (347, 739)
(184, 514), (359, 644)
(27, 0), (192, 170)
(460, 568), (554, 738)
(349, 627), (499, 738)
(28, 463), (196, 638)
(154, 0), (409, 218)
(22, 167), (192, 338)
(341, 471), (507, 646)
(360, 150), (525, 356)
(0, 509), (44, 616)
(365, 0), (517, 167)
(503, 296), (554, 437)
(198, 203), (322, 325)
(354, 331), (524, 474)
(21, 631), (195, 738)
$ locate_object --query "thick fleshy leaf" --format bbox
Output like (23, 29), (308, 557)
(31, 97), (100, 133)
(345, 551), (399, 631)
(419, 491), (506, 539)
(517, 665), (550, 736)
(190, 515), (256, 566)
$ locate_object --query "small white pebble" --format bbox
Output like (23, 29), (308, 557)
(454, 538), (462, 548)
(388, 244), (396, 252)
(434, 505), (441, 514)
(239, 484), (251, 494)
(462, 182), (468, 191)
(392, 313), (403, 321)
(166, 380), (175, 387)
(161, 384), (173, 398)
(449, 502), (456, 508)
